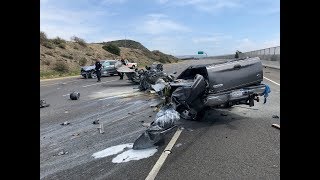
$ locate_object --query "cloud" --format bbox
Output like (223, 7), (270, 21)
(137, 14), (190, 35)
(192, 34), (232, 44)
(40, 24), (99, 41)
(188, 0), (240, 12)
(156, 0), (169, 4)
(40, 1), (115, 41)
(241, 0), (279, 15)
(156, 0), (279, 15)
(249, 7), (279, 15)
(41, 9), (103, 24)
(101, 0), (127, 5)
(235, 38), (256, 51)
(157, 0), (241, 13)
(140, 36), (194, 55)
(40, 0), (279, 56)
(147, 13), (168, 19)
(40, 9), (105, 40)
(235, 36), (280, 52)
(262, 39), (280, 48)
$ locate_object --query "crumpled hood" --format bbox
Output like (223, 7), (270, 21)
(81, 65), (95, 71)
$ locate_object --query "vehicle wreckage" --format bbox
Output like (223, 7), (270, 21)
(116, 62), (175, 92)
(116, 57), (271, 149)
(170, 57), (270, 120)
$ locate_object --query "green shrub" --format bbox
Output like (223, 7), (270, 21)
(79, 57), (87, 66)
(102, 44), (120, 56)
(43, 41), (55, 49)
(58, 43), (66, 49)
(71, 36), (87, 47)
(158, 58), (167, 63)
(40, 31), (48, 45)
(61, 54), (73, 59)
(53, 62), (69, 73)
(158, 56), (170, 63)
(50, 37), (66, 49)
(52, 37), (66, 45)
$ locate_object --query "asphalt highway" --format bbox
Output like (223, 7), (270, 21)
(40, 59), (280, 180)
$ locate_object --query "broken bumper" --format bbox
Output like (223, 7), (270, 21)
(204, 84), (266, 107)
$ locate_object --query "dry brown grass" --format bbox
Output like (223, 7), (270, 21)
(40, 40), (179, 79)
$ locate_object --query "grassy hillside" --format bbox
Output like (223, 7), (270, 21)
(103, 40), (149, 51)
(40, 32), (179, 79)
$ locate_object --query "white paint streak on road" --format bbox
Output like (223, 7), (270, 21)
(92, 143), (133, 159)
(92, 143), (158, 164)
(112, 147), (158, 163)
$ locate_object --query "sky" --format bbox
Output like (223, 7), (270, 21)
(40, 0), (280, 56)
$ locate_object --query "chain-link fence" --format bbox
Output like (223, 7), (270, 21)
(211, 46), (280, 61)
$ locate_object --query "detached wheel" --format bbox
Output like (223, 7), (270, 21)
(90, 71), (97, 79)
(70, 92), (80, 100)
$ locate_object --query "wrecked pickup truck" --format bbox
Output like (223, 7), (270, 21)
(169, 57), (269, 120)
(133, 57), (271, 149)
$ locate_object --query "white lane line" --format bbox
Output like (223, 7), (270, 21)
(145, 128), (183, 180)
(82, 80), (117, 88)
(263, 77), (280, 86)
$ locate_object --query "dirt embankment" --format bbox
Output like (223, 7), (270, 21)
(40, 35), (180, 79)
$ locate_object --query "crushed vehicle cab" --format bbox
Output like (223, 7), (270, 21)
(169, 57), (270, 120)
(81, 60), (118, 78)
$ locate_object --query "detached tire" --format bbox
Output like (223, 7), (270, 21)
(70, 92), (80, 100)
(90, 71), (97, 78)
